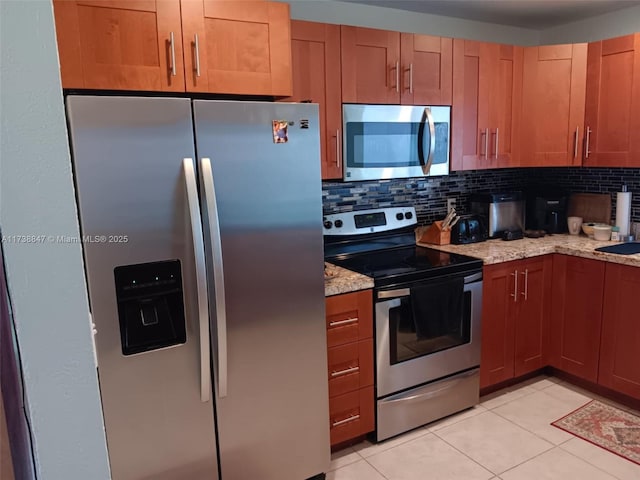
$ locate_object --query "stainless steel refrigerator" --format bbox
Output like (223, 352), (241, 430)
(66, 96), (330, 480)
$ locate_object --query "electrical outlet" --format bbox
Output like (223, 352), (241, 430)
(447, 198), (457, 213)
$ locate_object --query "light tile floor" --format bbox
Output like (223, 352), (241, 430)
(327, 376), (640, 480)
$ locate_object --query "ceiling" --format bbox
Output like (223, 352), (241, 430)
(344, 0), (640, 29)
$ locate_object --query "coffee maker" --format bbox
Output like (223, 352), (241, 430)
(527, 192), (568, 234)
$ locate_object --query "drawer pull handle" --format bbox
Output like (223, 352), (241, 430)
(329, 317), (358, 327)
(332, 414), (360, 427)
(331, 366), (359, 377)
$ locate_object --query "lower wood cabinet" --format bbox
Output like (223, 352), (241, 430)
(549, 255), (605, 382)
(328, 386), (375, 446)
(481, 254), (640, 401)
(599, 263), (640, 399)
(325, 290), (374, 446)
(481, 256), (552, 389)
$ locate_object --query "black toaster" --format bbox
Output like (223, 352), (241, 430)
(451, 214), (488, 244)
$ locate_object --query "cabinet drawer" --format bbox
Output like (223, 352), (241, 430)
(326, 290), (373, 347)
(328, 339), (374, 398)
(329, 386), (374, 446)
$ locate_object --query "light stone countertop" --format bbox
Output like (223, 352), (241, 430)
(325, 234), (640, 297)
(418, 234), (640, 266)
(324, 262), (374, 297)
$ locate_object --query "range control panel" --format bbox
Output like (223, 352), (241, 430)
(323, 207), (417, 236)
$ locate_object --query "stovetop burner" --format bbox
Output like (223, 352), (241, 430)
(329, 245), (482, 287)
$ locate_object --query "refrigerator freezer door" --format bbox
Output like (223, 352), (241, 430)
(193, 100), (330, 480)
(67, 96), (218, 480)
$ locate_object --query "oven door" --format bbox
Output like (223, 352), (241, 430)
(343, 104), (450, 181)
(376, 271), (482, 398)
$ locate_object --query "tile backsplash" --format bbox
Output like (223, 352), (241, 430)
(322, 167), (640, 225)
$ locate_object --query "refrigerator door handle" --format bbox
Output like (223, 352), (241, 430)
(200, 157), (228, 398)
(183, 158), (212, 403)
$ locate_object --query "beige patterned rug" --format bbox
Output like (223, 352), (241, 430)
(552, 400), (640, 465)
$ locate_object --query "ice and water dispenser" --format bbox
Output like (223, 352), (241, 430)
(114, 260), (186, 355)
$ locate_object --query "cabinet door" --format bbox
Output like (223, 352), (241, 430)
(341, 26), (401, 104)
(520, 44), (587, 166)
(599, 263), (640, 399)
(480, 262), (517, 388)
(285, 21), (342, 180)
(52, 0), (185, 91)
(489, 44), (523, 168)
(514, 256), (552, 377)
(451, 40), (492, 171)
(180, 0), (292, 96)
(549, 255), (604, 382)
(584, 34), (640, 167)
(400, 34), (452, 105)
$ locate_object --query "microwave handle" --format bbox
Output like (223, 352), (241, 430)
(417, 107), (436, 175)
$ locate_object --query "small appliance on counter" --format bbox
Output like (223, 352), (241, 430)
(450, 214), (487, 244)
(470, 192), (525, 239)
(527, 191), (568, 233)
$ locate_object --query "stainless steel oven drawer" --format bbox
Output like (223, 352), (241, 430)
(376, 368), (479, 441)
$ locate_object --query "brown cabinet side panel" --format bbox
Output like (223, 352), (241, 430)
(52, 0), (85, 88)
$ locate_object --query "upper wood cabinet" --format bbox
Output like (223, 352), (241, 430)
(52, 0), (185, 91)
(341, 26), (401, 104)
(341, 26), (452, 105)
(180, 0), (292, 96)
(583, 34), (640, 167)
(451, 40), (522, 171)
(284, 21), (342, 180)
(53, 0), (293, 96)
(549, 255), (605, 383)
(520, 43), (587, 167)
(400, 33), (453, 105)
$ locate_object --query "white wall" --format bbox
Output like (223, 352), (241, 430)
(0, 1), (111, 479)
(288, 0), (541, 45)
(541, 5), (640, 44)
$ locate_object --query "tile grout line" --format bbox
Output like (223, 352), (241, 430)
(429, 425), (509, 477)
(558, 442), (628, 480)
(489, 391), (581, 448)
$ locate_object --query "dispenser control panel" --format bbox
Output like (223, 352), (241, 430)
(114, 260), (186, 355)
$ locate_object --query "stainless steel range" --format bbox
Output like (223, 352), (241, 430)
(324, 207), (483, 441)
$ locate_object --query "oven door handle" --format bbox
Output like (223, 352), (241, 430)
(383, 369), (478, 404)
(464, 272), (483, 284)
(417, 107), (436, 176)
(378, 288), (410, 300)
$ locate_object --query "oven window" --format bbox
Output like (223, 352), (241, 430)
(345, 122), (449, 168)
(389, 287), (471, 365)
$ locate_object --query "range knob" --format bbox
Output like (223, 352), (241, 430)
(334, 219), (343, 228)
(396, 213), (404, 220)
(324, 220), (333, 229)
(405, 212), (413, 220)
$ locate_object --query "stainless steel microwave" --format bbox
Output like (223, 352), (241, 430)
(342, 104), (451, 181)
